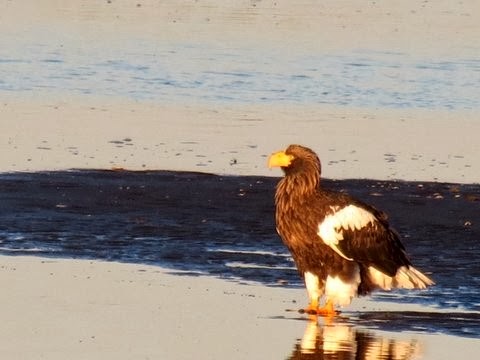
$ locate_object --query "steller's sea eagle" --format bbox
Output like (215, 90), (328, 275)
(268, 144), (434, 316)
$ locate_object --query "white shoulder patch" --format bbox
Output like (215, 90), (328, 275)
(318, 205), (376, 260)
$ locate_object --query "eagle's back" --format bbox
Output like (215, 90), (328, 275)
(275, 183), (352, 276)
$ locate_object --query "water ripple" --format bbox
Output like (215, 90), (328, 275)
(1, 43), (479, 109)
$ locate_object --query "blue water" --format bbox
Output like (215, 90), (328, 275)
(1, 40), (479, 109)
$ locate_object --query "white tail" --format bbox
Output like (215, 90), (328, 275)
(369, 266), (434, 291)
(394, 266), (435, 289)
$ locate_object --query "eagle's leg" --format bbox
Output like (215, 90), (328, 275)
(303, 272), (337, 316)
(304, 297), (319, 313)
(303, 271), (335, 315)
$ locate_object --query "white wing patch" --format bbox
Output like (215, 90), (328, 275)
(318, 204), (377, 260)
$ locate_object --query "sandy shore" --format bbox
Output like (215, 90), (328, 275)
(2, 0), (479, 57)
(1, 255), (478, 359)
(1, 99), (478, 183)
(0, 255), (297, 359)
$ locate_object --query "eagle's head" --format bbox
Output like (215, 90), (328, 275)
(268, 144), (321, 175)
(268, 144), (322, 195)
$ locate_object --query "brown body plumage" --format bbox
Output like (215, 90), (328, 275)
(269, 144), (434, 315)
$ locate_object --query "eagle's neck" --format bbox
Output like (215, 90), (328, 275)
(275, 166), (321, 211)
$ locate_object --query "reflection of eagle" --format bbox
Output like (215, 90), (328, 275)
(291, 319), (422, 359)
(268, 145), (434, 315)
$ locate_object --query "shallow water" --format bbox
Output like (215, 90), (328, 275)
(1, 39), (479, 110)
(1, 0), (479, 111)
(0, 170), (479, 332)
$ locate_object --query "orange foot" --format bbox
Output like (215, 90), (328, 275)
(300, 300), (338, 317)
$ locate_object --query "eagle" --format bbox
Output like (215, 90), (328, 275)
(268, 144), (434, 316)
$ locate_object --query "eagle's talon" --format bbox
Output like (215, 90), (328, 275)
(300, 303), (338, 317)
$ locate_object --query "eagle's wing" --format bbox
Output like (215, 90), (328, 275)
(317, 201), (409, 276)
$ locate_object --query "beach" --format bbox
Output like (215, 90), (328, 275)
(1, 1), (480, 358)
(0, 255), (301, 359)
(2, 100), (479, 183)
(2, 255), (479, 360)
(2, 0), (479, 56)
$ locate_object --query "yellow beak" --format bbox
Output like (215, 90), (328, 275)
(268, 151), (294, 168)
